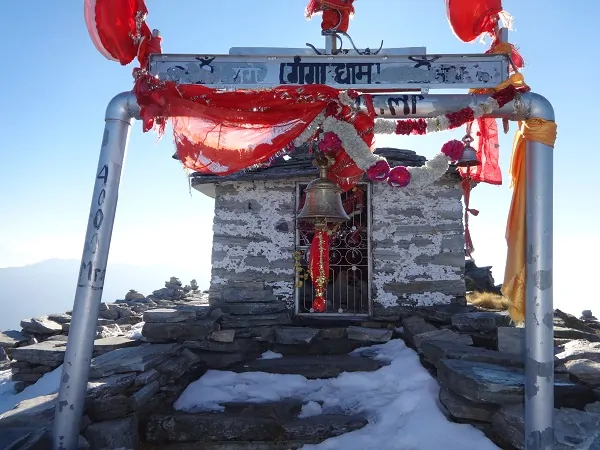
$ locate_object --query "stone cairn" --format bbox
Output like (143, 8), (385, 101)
(0, 277), (205, 392)
(1, 273), (600, 449)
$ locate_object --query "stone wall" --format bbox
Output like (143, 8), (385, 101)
(209, 176), (466, 322)
(371, 175), (465, 317)
(209, 180), (304, 307)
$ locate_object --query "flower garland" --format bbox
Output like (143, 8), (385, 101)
(293, 84), (522, 189)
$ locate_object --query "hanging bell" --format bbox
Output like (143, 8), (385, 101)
(456, 135), (481, 168)
(297, 155), (350, 224)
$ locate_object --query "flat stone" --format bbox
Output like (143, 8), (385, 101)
(564, 359), (600, 387)
(142, 320), (219, 343)
(0, 394), (57, 429)
(346, 326), (393, 343)
(89, 343), (179, 378)
(209, 329), (235, 343)
(554, 326), (600, 342)
(131, 380), (160, 412)
(20, 316), (63, 334)
(318, 328), (347, 340)
(498, 326), (525, 355)
(87, 394), (131, 421)
(155, 355), (194, 381)
(183, 338), (261, 354)
(451, 312), (511, 333)
(412, 328), (473, 353)
(221, 313), (291, 329)
(401, 316), (438, 348)
(84, 414), (139, 450)
(556, 339), (600, 364)
(220, 288), (278, 303)
(47, 313), (72, 324)
(93, 336), (141, 355)
(9, 340), (66, 366)
(275, 328), (320, 345)
(98, 305), (119, 321)
(0, 330), (29, 348)
(282, 414), (367, 440)
(220, 399), (304, 418)
(233, 355), (388, 379)
(555, 309), (598, 334)
(12, 372), (44, 382)
(420, 340), (524, 369)
(86, 372), (137, 399)
(439, 387), (498, 422)
(146, 413), (281, 442)
(223, 302), (288, 315)
(188, 351), (248, 369)
(416, 304), (477, 325)
(135, 368), (160, 386)
(492, 404), (600, 449)
(143, 308), (197, 323)
(437, 358), (594, 408)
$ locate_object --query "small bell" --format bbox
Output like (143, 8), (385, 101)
(297, 154), (350, 224)
(456, 135), (481, 168)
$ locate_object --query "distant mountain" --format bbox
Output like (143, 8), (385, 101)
(0, 259), (210, 331)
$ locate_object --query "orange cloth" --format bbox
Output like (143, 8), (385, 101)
(502, 118), (557, 323)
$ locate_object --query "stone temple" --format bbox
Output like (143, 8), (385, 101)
(191, 145), (467, 326)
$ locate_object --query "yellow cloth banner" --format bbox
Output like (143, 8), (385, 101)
(502, 118), (557, 323)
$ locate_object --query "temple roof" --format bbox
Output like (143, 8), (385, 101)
(187, 146), (460, 196)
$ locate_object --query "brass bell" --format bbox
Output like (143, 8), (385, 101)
(456, 135), (481, 168)
(297, 154), (350, 224)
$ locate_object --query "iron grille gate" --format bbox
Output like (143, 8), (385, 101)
(294, 182), (372, 316)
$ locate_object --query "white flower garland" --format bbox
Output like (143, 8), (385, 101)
(292, 90), (500, 189)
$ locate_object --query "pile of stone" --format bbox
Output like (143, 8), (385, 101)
(465, 259), (501, 294)
(398, 304), (600, 449)
(0, 277), (207, 393)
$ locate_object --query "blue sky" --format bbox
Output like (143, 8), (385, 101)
(0, 1), (598, 315)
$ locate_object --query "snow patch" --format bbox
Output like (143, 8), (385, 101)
(174, 339), (498, 450)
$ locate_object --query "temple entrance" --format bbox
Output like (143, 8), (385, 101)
(294, 182), (372, 316)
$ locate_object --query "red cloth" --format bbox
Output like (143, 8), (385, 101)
(305, 0), (355, 32)
(134, 74), (343, 175)
(445, 0), (502, 42)
(86, 0), (152, 65)
(458, 118), (502, 185)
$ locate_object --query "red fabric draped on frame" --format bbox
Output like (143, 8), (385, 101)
(134, 73), (344, 175)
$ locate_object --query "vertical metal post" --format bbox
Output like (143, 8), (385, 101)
(52, 92), (139, 450)
(524, 97), (555, 449)
(324, 32), (337, 55)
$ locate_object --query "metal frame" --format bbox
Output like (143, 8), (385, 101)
(294, 181), (373, 318)
(53, 64), (554, 450)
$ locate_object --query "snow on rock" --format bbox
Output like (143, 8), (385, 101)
(258, 350), (283, 360)
(0, 364), (62, 416)
(125, 321), (145, 341)
(299, 401), (323, 418)
(174, 339), (499, 450)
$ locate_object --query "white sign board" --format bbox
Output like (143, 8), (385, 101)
(149, 53), (509, 91)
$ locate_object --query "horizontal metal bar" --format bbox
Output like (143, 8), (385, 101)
(358, 91), (554, 122)
(149, 53), (509, 91)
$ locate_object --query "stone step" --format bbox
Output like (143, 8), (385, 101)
(145, 411), (366, 444)
(231, 354), (388, 379)
(436, 358), (595, 410)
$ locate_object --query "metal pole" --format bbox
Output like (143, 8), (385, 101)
(357, 91), (550, 121)
(52, 92), (140, 450)
(525, 113), (555, 448)
(362, 90), (556, 447)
